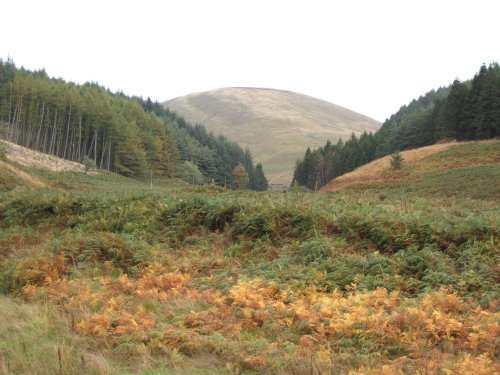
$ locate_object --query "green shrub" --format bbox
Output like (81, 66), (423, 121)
(297, 239), (331, 265)
(204, 200), (241, 231)
(82, 155), (96, 173)
(389, 152), (404, 170)
(0, 140), (7, 161)
(50, 232), (150, 273)
(233, 214), (272, 240)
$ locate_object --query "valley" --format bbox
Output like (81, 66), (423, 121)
(1, 59), (499, 375)
(0, 140), (498, 374)
(1, 2), (499, 374)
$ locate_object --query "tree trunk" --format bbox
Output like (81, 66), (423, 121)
(107, 140), (112, 170)
(35, 100), (45, 151)
(99, 132), (107, 169)
(63, 106), (72, 160)
(49, 109), (58, 155)
(8, 81), (12, 124)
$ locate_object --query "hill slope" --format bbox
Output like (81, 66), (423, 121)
(321, 140), (500, 198)
(164, 87), (381, 184)
(0, 140), (189, 193)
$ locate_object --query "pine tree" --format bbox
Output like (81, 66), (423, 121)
(293, 147), (313, 186)
(470, 64), (490, 139)
(253, 163), (268, 191)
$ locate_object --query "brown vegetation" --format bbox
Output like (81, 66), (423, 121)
(321, 140), (499, 192)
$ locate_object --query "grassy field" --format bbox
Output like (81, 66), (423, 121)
(164, 88), (381, 185)
(0, 142), (499, 374)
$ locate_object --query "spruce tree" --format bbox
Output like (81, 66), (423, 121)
(253, 163), (268, 191)
(436, 79), (468, 140)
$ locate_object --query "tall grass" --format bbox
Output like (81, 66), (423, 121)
(0, 296), (103, 375)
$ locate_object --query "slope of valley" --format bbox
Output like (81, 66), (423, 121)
(321, 139), (500, 197)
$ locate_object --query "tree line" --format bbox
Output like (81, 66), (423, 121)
(293, 63), (500, 190)
(136, 98), (268, 191)
(0, 59), (267, 190)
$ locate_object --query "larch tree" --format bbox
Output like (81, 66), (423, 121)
(233, 163), (249, 189)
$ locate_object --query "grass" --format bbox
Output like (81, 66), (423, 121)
(323, 139), (500, 195)
(0, 141), (499, 374)
(0, 295), (92, 375)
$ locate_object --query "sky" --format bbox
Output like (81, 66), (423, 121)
(2, 0), (499, 122)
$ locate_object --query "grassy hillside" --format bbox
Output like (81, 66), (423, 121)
(164, 88), (381, 185)
(0, 143), (499, 374)
(0, 141), (188, 194)
(321, 140), (500, 198)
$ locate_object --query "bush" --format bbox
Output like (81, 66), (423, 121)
(51, 232), (149, 273)
(204, 200), (241, 231)
(0, 140), (6, 161)
(233, 214), (272, 240)
(297, 239), (331, 265)
(82, 155), (96, 173)
(389, 152), (404, 170)
(15, 254), (67, 288)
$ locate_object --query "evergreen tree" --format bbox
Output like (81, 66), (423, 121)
(292, 147), (313, 186)
(253, 163), (268, 191)
(292, 63), (499, 190)
(470, 63), (500, 139)
(435, 79), (468, 140)
(114, 124), (148, 177)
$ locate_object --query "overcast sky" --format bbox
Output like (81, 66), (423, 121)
(2, 0), (498, 122)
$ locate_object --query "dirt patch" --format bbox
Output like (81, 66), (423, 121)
(3, 141), (85, 173)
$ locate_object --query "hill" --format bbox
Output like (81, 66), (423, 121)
(164, 87), (381, 184)
(321, 140), (500, 199)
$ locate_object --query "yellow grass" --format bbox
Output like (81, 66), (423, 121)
(0, 160), (48, 189)
(3, 140), (85, 173)
(321, 140), (498, 192)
